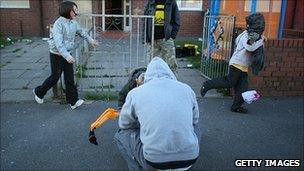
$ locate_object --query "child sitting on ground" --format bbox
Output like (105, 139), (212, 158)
(118, 67), (146, 109)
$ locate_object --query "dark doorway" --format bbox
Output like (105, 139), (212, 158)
(105, 0), (123, 30)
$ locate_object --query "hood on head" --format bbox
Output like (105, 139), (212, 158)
(144, 57), (176, 83)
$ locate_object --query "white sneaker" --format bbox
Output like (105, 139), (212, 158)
(33, 89), (44, 104)
(70, 99), (84, 109)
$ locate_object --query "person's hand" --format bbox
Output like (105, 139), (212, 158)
(91, 40), (99, 48)
(66, 56), (76, 64)
(262, 35), (267, 42)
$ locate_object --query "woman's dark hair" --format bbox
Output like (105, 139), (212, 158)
(59, 1), (78, 19)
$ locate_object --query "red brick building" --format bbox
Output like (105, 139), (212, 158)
(1, 0), (303, 38)
(0, 0), (209, 38)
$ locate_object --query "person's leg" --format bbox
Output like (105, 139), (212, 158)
(114, 129), (143, 170)
(201, 65), (241, 97)
(159, 38), (178, 74)
(35, 53), (63, 98)
(114, 129), (155, 171)
(153, 40), (162, 57)
(231, 72), (249, 113)
(62, 60), (78, 105)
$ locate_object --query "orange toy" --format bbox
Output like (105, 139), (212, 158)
(89, 108), (119, 145)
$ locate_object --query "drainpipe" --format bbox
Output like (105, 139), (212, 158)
(278, 0), (287, 38)
(251, 0), (257, 13)
(39, 0), (44, 37)
(20, 20), (24, 37)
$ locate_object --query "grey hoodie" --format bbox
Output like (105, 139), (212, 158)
(118, 57), (199, 163)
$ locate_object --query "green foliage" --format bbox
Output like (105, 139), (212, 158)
(0, 34), (14, 48)
(175, 39), (202, 55)
(76, 65), (87, 79)
(216, 88), (230, 96)
(186, 56), (201, 69)
(175, 39), (202, 69)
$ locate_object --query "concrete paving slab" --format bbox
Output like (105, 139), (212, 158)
(37, 56), (51, 63)
(0, 70), (26, 79)
(19, 69), (50, 79)
(0, 55), (18, 64)
(0, 78), (31, 90)
(79, 77), (128, 91)
(26, 77), (47, 89)
(0, 89), (52, 102)
(3, 63), (49, 70)
(11, 55), (42, 63)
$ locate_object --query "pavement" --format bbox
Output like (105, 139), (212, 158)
(0, 38), (52, 102)
(0, 39), (303, 171)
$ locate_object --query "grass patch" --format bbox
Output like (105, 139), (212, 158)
(0, 64), (6, 68)
(0, 34), (24, 48)
(216, 88), (230, 96)
(84, 91), (118, 101)
(175, 39), (202, 69)
(186, 56), (201, 69)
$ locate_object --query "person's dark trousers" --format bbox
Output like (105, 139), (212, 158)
(35, 53), (78, 105)
(203, 65), (248, 110)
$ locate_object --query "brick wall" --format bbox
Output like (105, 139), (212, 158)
(41, 0), (61, 37)
(178, 12), (203, 37)
(0, 0), (43, 37)
(249, 39), (304, 96)
(1, 0), (208, 38)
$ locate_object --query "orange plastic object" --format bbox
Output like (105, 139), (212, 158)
(90, 108), (119, 131)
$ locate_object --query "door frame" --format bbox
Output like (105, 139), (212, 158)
(101, 0), (131, 32)
(123, 0), (132, 32)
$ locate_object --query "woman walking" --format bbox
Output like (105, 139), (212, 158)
(33, 1), (98, 109)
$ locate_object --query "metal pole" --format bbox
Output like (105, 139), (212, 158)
(136, 17), (140, 67)
(151, 17), (155, 60)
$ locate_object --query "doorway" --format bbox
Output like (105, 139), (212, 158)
(105, 0), (123, 30)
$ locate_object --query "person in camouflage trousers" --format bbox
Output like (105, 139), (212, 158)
(147, 38), (178, 73)
(144, 0), (180, 74)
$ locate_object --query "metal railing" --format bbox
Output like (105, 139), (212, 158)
(74, 14), (154, 96)
(201, 14), (235, 79)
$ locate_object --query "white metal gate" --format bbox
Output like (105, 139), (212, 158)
(75, 14), (154, 98)
(201, 13), (235, 79)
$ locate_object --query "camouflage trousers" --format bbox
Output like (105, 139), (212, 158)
(147, 38), (178, 74)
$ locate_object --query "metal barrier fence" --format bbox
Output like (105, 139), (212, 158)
(201, 14), (235, 79)
(74, 14), (154, 98)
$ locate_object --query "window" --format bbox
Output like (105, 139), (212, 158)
(0, 0), (30, 8)
(176, 0), (203, 11)
(244, 0), (282, 13)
